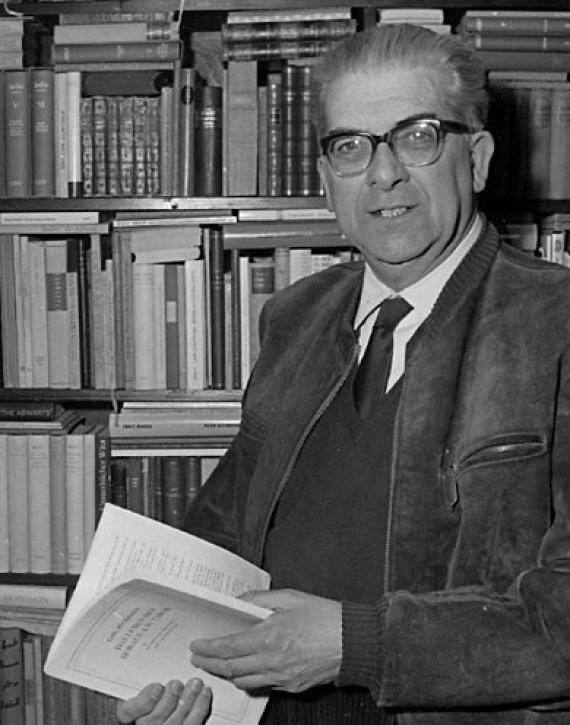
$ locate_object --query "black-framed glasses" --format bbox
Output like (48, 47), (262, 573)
(320, 116), (473, 177)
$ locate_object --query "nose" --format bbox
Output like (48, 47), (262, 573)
(365, 142), (408, 189)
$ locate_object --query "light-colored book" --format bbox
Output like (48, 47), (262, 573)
(44, 504), (271, 725)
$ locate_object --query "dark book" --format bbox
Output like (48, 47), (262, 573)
(164, 263), (181, 390)
(0, 628), (25, 725)
(126, 456), (145, 515)
(466, 34), (570, 51)
(550, 84), (570, 199)
(249, 258), (275, 367)
(178, 67), (200, 196)
(185, 456), (202, 507)
(52, 40), (182, 65)
(223, 38), (337, 62)
(207, 227), (226, 390)
(110, 457), (128, 509)
(4, 69), (31, 198)
(476, 49), (570, 72)
(266, 70), (283, 196)
(161, 456), (186, 528)
(106, 96), (121, 196)
(230, 248), (242, 390)
(80, 97), (94, 197)
(31, 67), (55, 197)
(194, 85), (223, 196)
(82, 68), (172, 96)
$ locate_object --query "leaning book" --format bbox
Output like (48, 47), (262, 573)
(44, 503), (271, 725)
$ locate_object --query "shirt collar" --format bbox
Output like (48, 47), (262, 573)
(354, 212), (483, 329)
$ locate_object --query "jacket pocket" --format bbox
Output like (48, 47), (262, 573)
(442, 432), (548, 509)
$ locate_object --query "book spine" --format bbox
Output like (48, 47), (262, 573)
(52, 40), (182, 64)
(66, 240), (82, 389)
(53, 72), (69, 198)
(477, 50), (570, 72)
(159, 85), (174, 196)
(59, 12), (173, 24)
(0, 628), (25, 725)
(230, 248), (242, 390)
(161, 456), (186, 528)
(178, 68), (198, 196)
(194, 85), (223, 197)
(184, 259), (207, 390)
(0, 435), (8, 572)
(249, 259), (275, 367)
(467, 34), (570, 52)
(223, 38), (337, 62)
(28, 434), (52, 574)
(45, 238), (71, 388)
(92, 96), (107, 196)
(119, 96), (135, 196)
(153, 264), (167, 390)
(31, 68), (55, 197)
(132, 263), (157, 390)
(7, 435), (29, 573)
(106, 96), (121, 196)
(66, 431), (85, 574)
(528, 84), (553, 199)
(126, 456), (144, 514)
(54, 21), (178, 45)
(4, 69), (31, 198)
(133, 96), (149, 196)
(463, 16), (570, 35)
(66, 71), (82, 198)
(49, 434), (67, 575)
(146, 96), (161, 196)
(550, 84), (570, 199)
(0, 235), (19, 387)
(80, 97), (94, 197)
(225, 60), (258, 196)
(164, 263), (181, 390)
(281, 64), (298, 197)
(266, 71), (283, 197)
(208, 228), (226, 390)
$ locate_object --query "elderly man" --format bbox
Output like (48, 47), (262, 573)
(118, 22), (570, 725)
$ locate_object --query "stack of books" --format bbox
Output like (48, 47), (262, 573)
(51, 10), (181, 68)
(0, 15), (25, 69)
(457, 10), (570, 73)
(221, 6), (354, 62)
(377, 7), (450, 34)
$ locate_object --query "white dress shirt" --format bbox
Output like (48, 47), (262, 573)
(353, 213), (483, 392)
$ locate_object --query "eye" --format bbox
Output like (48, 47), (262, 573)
(331, 135), (370, 158)
(398, 124), (436, 149)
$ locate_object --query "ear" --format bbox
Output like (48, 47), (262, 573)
(317, 155), (335, 212)
(469, 130), (495, 194)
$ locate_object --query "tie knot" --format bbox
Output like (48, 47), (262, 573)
(373, 297), (412, 331)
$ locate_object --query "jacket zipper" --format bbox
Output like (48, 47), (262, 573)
(258, 344), (360, 560)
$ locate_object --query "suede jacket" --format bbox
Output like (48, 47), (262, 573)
(184, 218), (570, 723)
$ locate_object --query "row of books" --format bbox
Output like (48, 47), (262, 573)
(0, 625), (117, 725)
(0, 217), (352, 392)
(0, 59), (324, 199)
(486, 80), (570, 199)
(0, 15), (25, 69)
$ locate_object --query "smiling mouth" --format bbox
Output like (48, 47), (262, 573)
(372, 206), (409, 218)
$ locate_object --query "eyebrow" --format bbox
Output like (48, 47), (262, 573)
(325, 112), (442, 136)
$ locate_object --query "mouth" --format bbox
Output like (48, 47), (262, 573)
(370, 206), (410, 218)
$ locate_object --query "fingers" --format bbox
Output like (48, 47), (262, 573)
(116, 679), (212, 725)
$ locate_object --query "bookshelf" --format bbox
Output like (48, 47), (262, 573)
(0, 1), (569, 722)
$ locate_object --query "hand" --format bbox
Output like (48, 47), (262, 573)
(116, 678), (212, 725)
(190, 588), (342, 693)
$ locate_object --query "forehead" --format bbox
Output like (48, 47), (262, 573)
(323, 66), (446, 133)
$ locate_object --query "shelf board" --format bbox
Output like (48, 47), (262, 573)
(0, 387), (243, 404)
(15, 0), (569, 13)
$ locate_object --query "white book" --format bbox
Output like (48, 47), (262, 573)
(239, 255), (251, 388)
(288, 248), (313, 284)
(44, 504), (271, 725)
(184, 259), (207, 390)
(132, 263), (158, 390)
(28, 434), (52, 574)
(28, 240), (49, 387)
(0, 211), (99, 225)
(7, 435), (29, 573)
(66, 429), (85, 575)
(53, 72), (69, 198)
(226, 7), (351, 23)
(0, 435), (9, 573)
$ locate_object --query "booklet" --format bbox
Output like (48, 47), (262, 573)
(44, 504), (272, 725)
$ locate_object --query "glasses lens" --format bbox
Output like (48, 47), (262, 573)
(328, 134), (374, 175)
(392, 121), (439, 166)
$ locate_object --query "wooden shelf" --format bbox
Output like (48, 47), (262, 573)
(14, 0), (569, 13)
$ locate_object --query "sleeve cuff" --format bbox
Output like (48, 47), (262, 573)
(336, 598), (388, 699)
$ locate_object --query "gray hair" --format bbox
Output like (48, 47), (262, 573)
(312, 23), (489, 137)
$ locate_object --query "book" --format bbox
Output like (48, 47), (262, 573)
(207, 227), (226, 390)
(0, 628), (25, 725)
(194, 85), (223, 197)
(53, 72), (69, 197)
(50, 434), (68, 575)
(44, 503), (271, 725)
(0, 586), (67, 613)
(223, 38), (338, 62)
(59, 12), (174, 24)
(54, 21), (179, 45)
(178, 67), (200, 197)
(66, 71), (82, 198)
(466, 34), (570, 51)
(108, 411), (240, 439)
(52, 40), (182, 64)
(249, 258), (275, 367)
(161, 456), (186, 528)
(528, 83), (554, 199)
(0, 436), (8, 573)
(225, 60), (258, 196)
(31, 67), (55, 197)
(550, 84), (570, 199)
(44, 238), (71, 388)
(28, 434), (52, 574)
(7, 435), (29, 573)
(476, 50), (570, 72)
(226, 8), (351, 24)
(4, 69), (31, 198)
(460, 12), (570, 35)
(378, 7), (445, 23)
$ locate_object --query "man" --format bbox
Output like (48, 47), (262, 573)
(118, 23), (570, 725)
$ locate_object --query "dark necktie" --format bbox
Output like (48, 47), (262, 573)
(354, 296), (413, 418)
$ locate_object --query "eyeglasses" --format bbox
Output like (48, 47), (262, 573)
(320, 116), (473, 177)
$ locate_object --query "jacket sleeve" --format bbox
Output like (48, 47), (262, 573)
(338, 353), (570, 711)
